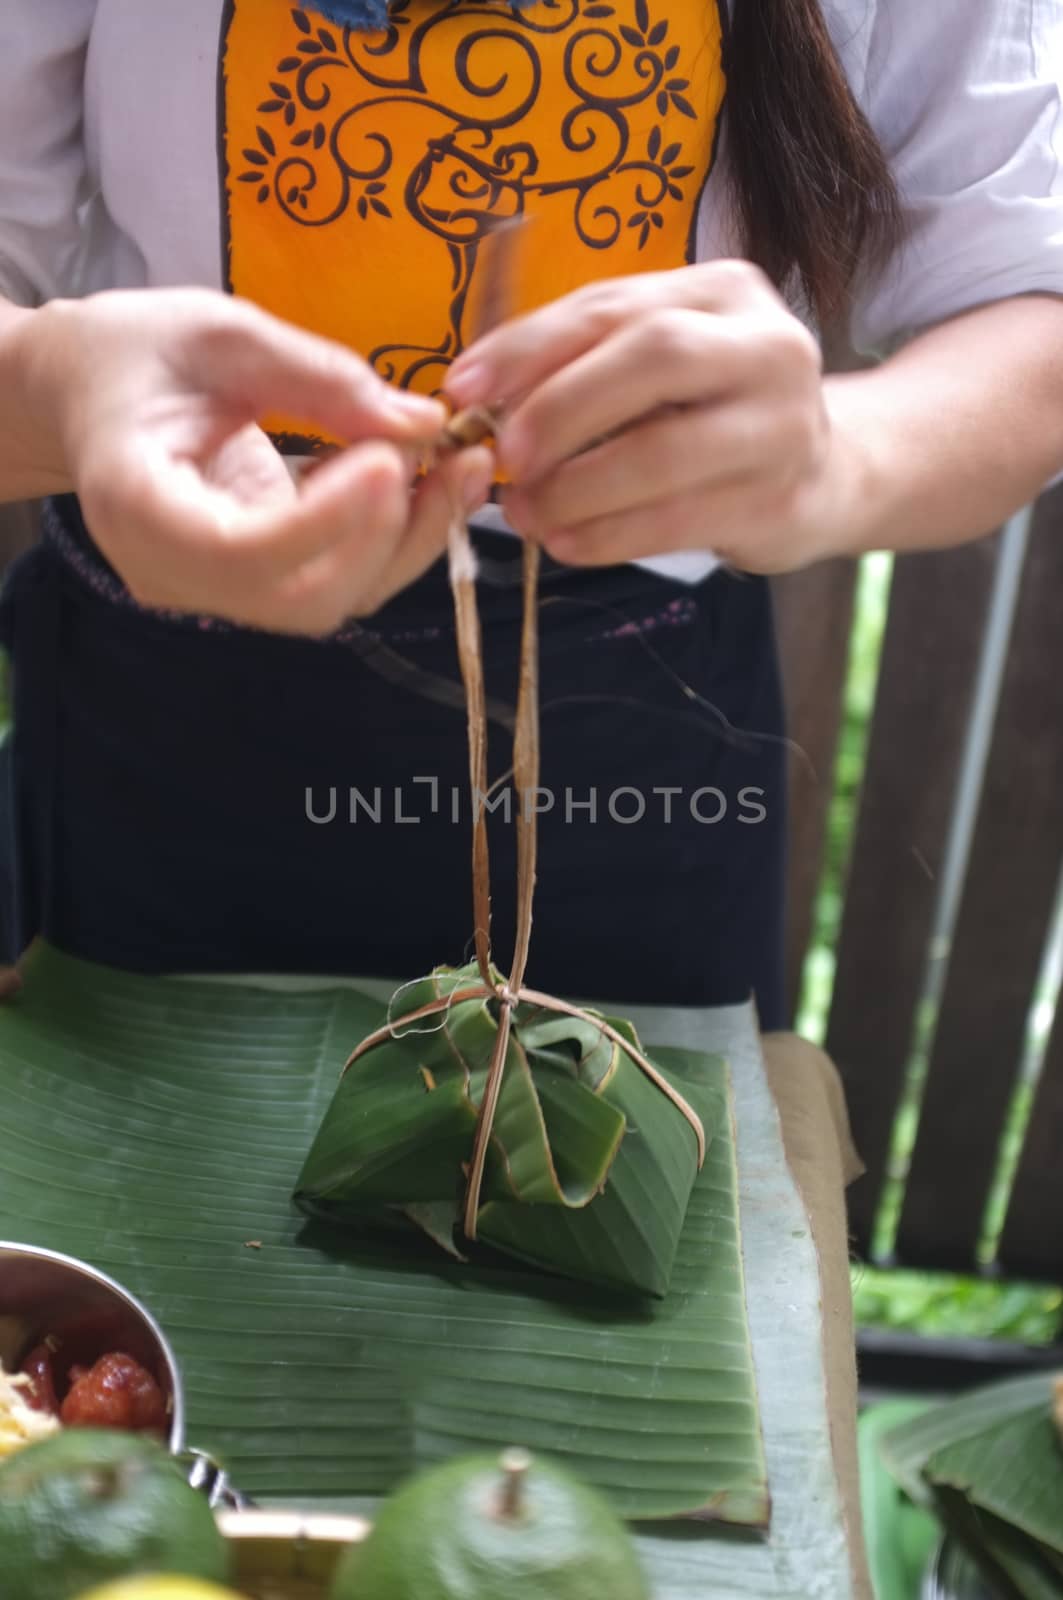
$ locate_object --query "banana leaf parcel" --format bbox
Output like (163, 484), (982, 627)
(294, 429), (713, 1300)
(295, 962), (714, 1298)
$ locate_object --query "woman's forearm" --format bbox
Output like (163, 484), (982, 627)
(826, 294), (1063, 557)
(0, 296), (73, 501)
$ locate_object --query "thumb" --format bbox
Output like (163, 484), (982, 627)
(192, 299), (447, 445)
(358, 444), (496, 614)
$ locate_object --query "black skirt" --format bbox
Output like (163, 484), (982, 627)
(0, 494), (788, 1024)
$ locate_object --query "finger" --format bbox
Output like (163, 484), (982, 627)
(504, 398), (812, 532)
(446, 259), (777, 409)
(263, 438), (482, 600)
(355, 446), (495, 616)
(183, 297), (447, 443)
(539, 487), (715, 568)
(264, 446), (494, 632)
(142, 436), (416, 582)
(86, 437), (411, 617)
(540, 476), (803, 571)
(263, 461), (412, 634)
(204, 421), (298, 509)
(496, 313), (773, 482)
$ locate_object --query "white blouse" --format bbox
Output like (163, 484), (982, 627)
(1, 0), (1061, 582)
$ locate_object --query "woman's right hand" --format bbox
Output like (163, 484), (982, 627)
(11, 287), (491, 634)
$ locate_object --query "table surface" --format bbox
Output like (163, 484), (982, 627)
(615, 996), (858, 1600)
(288, 978), (863, 1600)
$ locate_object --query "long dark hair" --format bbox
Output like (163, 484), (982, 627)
(724, 0), (903, 322)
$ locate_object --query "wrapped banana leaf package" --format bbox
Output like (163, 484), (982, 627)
(294, 960), (712, 1298)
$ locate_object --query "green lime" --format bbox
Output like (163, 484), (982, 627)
(0, 1429), (229, 1600)
(332, 1448), (650, 1600)
(75, 1584), (245, 1600)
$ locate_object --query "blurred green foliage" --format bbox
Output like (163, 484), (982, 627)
(796, 553), (893, 1043)
(853, 1267), (1063, 1345)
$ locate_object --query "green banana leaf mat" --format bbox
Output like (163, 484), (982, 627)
(0, 943), (855, 1599)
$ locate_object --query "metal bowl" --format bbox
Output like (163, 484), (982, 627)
(218, 1509), (369, 1599)
(0, 1241), (185, 1453)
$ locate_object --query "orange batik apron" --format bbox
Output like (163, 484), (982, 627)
(219, 0), (726, 446)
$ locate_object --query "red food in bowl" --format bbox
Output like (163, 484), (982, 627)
(19, 1342), (60, 1415)
(59, 1352), (168, 1433)
(18, 1341), (167, 1434)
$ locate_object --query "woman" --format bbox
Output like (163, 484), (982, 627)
(0, 0), (1060, 1023)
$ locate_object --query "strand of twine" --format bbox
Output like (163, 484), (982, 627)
(446, 506), (541, 1237)
(447, 518), (706, 1234)
(347, 985), (708, 1168)
(343, 488), (706, 1242)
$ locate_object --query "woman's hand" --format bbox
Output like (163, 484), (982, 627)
(13, 288), (490, 633)
(446, 260), (844, 573)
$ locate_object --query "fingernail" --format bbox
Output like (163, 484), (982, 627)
(446, 361), (490, 407)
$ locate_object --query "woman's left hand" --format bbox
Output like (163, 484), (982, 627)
(445, 260), (847, 573)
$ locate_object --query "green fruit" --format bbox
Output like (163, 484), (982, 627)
(0, 1429), (230, 1600)
(332, 1448), (650, 1600)
(75, 1584), (244, 1600)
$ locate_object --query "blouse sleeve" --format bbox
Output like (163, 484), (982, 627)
(849, 0), (1063, 353)
(0, 3), (97, 306)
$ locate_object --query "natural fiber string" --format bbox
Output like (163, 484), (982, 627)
(447, 512), (494, 990)
(378, 488), (705, 1240)
(383, 967), (469, 1041)
(538, 592), (817, 777)
(457, 530), (541, 1237)
(344, 487), (708, 1238)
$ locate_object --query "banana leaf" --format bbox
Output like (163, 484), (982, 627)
(926, 1407), (1063, 1559)
(880, 1374), (1059, 1507)
(0, 943), (768, 1528)
(881, 1374), (1063, 1600)
(295, 963), (711, 1299)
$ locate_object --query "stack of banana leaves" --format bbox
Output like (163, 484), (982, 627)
(879, 1372), (1063, 1598)
(0, 939), (770, 1526)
